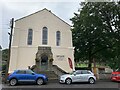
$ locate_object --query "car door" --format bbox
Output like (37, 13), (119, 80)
(72, 71), (82, 82)
(16, 70), (26, 82)
(25, 70), (36, 82)
(118, 72), (120, 81)
(80, 70), (90, 82)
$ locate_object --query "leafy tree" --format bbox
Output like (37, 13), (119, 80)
(71, 2), (120, 70)
(2, 49), (9, 72)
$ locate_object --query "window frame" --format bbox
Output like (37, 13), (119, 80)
(27, 29), (33, 45)
(42, 27), (48, 45)
(56, 31), (61, 46)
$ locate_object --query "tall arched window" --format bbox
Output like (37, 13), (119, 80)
(42, 27), (48, 45)
(56, 31), (61, 46)
(27, 29), (33, 45)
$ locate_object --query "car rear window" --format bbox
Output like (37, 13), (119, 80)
(76, 70), (90, 74)
(81, 70), (88, 74)
(16, 70), (25, 74)
(26, 70), (33, 74)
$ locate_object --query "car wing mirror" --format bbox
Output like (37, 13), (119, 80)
(73, 73), (76, 76)
(32, 73), (35, 75)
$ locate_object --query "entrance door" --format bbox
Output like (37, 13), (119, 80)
(41, 55), (48, 71)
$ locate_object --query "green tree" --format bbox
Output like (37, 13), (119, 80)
(2, 49), (9, 72)
(71, 2), (120, 69)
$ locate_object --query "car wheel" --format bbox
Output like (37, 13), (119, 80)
(65, 78), (72, 85)
(36, 78), (44, 85)
(89, 78), (95, 84)
(9, 78), (17, 86)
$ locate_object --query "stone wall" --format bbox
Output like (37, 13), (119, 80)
(98, 73), (111, 80)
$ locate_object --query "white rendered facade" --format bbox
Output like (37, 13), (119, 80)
(9, 8), (75, 73)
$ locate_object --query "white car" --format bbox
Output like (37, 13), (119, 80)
(59, 70), (96, 84)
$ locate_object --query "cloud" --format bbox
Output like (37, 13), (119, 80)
(0, 25), (1, 46)
(1, 0), (84, 3)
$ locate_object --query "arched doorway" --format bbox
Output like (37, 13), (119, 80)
(40, 54), (48, 71)
(35, 46), (53, 72)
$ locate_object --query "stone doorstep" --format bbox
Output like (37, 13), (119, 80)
(48, 78), (59, 83)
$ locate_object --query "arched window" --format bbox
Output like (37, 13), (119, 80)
(27, 29), (33, 45)
(56, 31), (61, 46)
(42, 27), (48, 45)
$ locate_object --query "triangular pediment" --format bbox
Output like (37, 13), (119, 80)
(15, 8), (71, 27)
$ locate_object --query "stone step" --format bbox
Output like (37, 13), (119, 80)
(38, 71), (58, 80)
(48, 79), (59, 83)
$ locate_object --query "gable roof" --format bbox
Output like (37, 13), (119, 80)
(15, 8), (71, 27)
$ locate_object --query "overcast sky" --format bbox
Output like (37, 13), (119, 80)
(0, 0), (84, 49)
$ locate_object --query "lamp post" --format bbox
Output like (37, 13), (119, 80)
(5, 18), (14, 83)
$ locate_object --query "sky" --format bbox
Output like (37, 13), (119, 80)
(0, 0), (84, 49)
(1, 0), (117, 49)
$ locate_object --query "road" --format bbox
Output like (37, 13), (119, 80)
(1, 80), (120, 90)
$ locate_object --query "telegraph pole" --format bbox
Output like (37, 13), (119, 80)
(5, 18), (14, 83)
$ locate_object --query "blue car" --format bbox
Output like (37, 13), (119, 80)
(7, 69), (48, 86)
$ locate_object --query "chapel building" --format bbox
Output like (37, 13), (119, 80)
(9, 8), (75, 75)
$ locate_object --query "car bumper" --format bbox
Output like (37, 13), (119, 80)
(59, 78), (65, 83)
(43, 78), (48, 84)
(111, 77), (120, 82)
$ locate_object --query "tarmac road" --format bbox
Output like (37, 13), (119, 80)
(1, 80), (120, 90)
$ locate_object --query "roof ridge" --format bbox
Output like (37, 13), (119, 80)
(15, 8), (71, 27)
(15, 8), (50, 22)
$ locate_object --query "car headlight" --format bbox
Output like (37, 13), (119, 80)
(61, 76), (65, 79)
(43, 75), (47, 79)
(117, 74), (120, 76)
